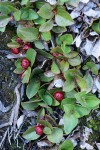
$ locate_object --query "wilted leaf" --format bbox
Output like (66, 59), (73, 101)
(7, 42), (20, 48)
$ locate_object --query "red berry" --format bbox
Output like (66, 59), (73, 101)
(21, 58), (30, 69)
(53, 91), (64, 101)
(23, 43), (32, 51)
(16, 38), (24, 45)
(35, 125), (43, 136)
(11, 48), (20, 54)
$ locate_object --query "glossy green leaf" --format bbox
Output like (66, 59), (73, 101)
(74, 105), (90, 118)
(51, 46), (63, 54)
(59, 60), (69, 72)
(52, 26), (66, 33)
(51, 61), (60, 74)
(41, 31), (51, 41)
(39, 20), (53, 32)
(47, 128), (63, 143)
(17, 26), (39, 42)
(59, 139), (74, 150)
(43, 127), (52, 135)
(63, 78), (75, 92)
(75, 92), (100, 109)
(21, 0), (29, 5)
(40, 74), (53, 82)
(38, 3), (53, 19)
(68, 55), (81, 66)
(61, 98), (76, 109)
(22, 67), (31, 83)
(0, 16), (10, 27)
(86, 62), (98, 75)
(92, 21), (100, 34)
(63, 114), (78, 134)
(34, 40), (44, 49)
(0, 2), (17, 14)
(28, 9), (38, 20)
(26, 48), (36, 67)
(38, 120), (53, 130)
(84, 73), (93, 93)
(34, 16), (46, 25)
(43, 94), (53, 106)
(21, 101), (39, 110)
(13, 10), (21, 21)
(63, 70), (75, 92)
(61, 45), (71, 55)
(26, 78), (40, 99)
(75, 74), (87, 91)
(60, 34), (73, 45)
(64, 51), (78, 58)
(36, 49), (53, 59)
(85, 96), (100, 109)
(23, 127), (40, 141)
(55, 7), (74, 27)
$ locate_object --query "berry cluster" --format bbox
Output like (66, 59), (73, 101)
(11, 38), (32, 70)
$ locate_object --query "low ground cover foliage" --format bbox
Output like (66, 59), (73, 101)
(0, 0), (100, 149)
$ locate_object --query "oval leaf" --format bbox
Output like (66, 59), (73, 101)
(26, 78), (40, 99)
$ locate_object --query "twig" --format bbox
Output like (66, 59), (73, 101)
(0, 106), (15, 128)
(50, 40), (55, 48)
(6, 53), (25, 59)
(0, 128), (9, 148)
(13, 83), (21, 128)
